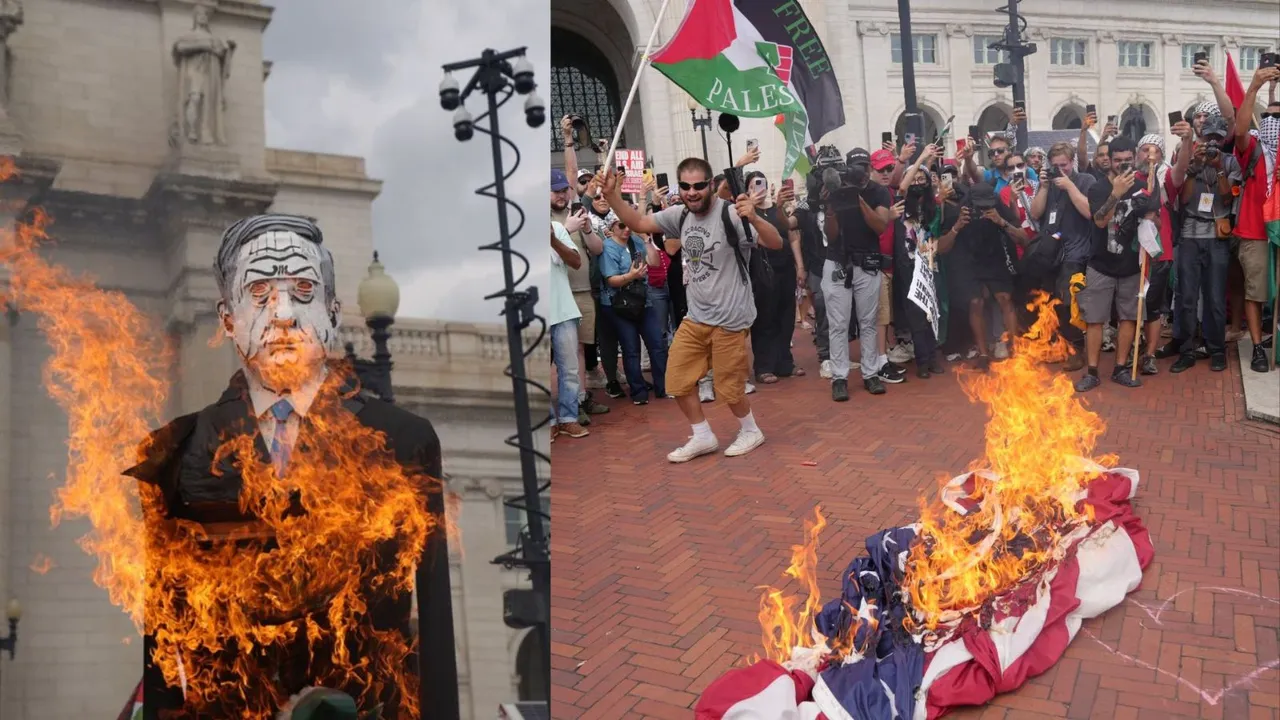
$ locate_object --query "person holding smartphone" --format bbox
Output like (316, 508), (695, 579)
(599, 212), (668, 404)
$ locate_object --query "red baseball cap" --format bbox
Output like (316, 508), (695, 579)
(869, 149), (895, 170)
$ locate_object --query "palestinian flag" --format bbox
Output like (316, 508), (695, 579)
(650, 0), (844, 178)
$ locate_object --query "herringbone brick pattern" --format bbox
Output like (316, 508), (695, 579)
(552, 331), (1280, 720)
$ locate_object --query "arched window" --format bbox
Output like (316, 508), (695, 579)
(550, 28), (623, 153)
(1120, 105), (1148, 144)
(976, 105), (1012, 136)
(1052, 106), (1084, 130)
(516, 629), (549, 701)
(893, 108), (941, 146)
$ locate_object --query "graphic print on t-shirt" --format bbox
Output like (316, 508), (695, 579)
(682, 223), (722, 285)
(1107, 193), (1136, 255)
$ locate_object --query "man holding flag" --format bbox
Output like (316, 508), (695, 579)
(1231, 64), (1280, 372)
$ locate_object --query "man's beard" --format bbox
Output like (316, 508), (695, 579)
(686, 193), (711, 213)
(551, 197), (568, 212)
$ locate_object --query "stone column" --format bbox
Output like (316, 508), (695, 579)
(946, 24), (975, 153)
(858, 22), (893, 150)
(1096, 31), (1121, 122)
(453, 476), (510, 714)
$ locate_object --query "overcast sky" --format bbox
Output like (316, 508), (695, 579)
(262, 0), (550, 324)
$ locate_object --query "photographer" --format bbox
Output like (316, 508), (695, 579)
(820, 148), (893, 401)
(795, 173), (833, 376)
(1074, 137), (1155, 392)
(746, 171), (805, 384)
(947, 181), (1027, 371)
(1030, 142), (1096, 369)
(1167, 115), (1235, 373)
(599, 159), (783, 462)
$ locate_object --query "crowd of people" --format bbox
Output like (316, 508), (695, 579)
(549, 62), (1280, 463)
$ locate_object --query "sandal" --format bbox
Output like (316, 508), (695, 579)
(757, 373), (779, 384)
(791, 367), (806, 377)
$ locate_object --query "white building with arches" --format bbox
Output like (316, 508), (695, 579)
(551, 0), (1278, 183)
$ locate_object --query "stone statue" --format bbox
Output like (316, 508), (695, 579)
(0, 0), (23, 108)
(172, 4), (235, 145)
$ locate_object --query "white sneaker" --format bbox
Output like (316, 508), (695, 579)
(725, 428), (765, 457)
(698, 378), (716, 403)
(993, 341), (1009, 360)
(819, 359), (833, 379)
(888, 342), (914, 364)
(966, 346), (980, 360)
(745, 382), (757, 395)
(668, 434), (719, 463)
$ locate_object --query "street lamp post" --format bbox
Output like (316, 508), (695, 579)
(437, 47), (552, 706)
(991, 0), (1036, 151)
(686, 95), (712, 161)
(351, 251), (399, 403)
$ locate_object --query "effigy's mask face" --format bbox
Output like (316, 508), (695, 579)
(218, 230), (340, 391)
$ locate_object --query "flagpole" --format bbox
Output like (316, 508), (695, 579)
(604, 0), (676, 164)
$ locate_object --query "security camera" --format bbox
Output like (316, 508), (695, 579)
(524, 92), (546, 128)
(512, 56), (536, 95)
(453, 106), (474, 141)
(440, 74), (461, 111)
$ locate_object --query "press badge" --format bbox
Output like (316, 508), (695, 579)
(1048, 211), (1058, 225)
(1198, 193), (1214, 213)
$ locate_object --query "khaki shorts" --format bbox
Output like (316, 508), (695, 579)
(572, 291), (595, 344)
(1079, 266), (1140, 324)
(878, 272), (893, 326)
(1236, 239), (1270, 303)
(666, 320), (750, 405)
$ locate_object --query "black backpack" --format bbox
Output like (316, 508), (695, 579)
(610, 239), (649, 322)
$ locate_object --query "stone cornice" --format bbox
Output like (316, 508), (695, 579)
(857, 21), (890, 37)
(154, 0), (273, 25)
(945, 24), (972, 39)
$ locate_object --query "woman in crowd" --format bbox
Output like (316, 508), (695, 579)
(600, 211), (667, 404)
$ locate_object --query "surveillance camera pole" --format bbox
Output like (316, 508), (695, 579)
(440, 47), (551, 706)
(993, 0), (1036, 151)
(896, 0), (924, 163)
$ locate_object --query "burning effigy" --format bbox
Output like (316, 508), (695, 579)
(0, 159), (459, 719)
(695, 294), (1154, 719)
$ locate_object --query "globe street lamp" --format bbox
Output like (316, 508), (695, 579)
(686, 94), (712, 161)
(344, 251), (399, 403)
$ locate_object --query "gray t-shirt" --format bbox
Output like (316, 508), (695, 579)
(653, 197), (757, 331)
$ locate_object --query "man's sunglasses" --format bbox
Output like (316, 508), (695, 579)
(678, 181), (711, 191)
(1009, 163), (1026, 170)
(1264, 112), (1280, 119)
(989, 147), (1009, 154)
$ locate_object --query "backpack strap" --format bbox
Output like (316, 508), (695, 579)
(721, 201), (751, 285)
(676, 207), (691, 237)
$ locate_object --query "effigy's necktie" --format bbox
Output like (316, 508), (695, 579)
(268, 399), (294, 477)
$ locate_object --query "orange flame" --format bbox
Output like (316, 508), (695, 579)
(0, 159), (450, 717)
(752, 294), (1112, 660)
(755, 506), (828, 664)
(29, 554), (54, 575)
(903, 293), (1112, 632)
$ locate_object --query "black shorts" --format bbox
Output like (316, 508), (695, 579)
(953, 254), (1016, 304)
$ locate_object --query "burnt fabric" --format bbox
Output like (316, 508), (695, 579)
(695, 469), (1154, 720)
(126, 368), (459, 720)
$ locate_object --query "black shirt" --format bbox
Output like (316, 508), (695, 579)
(758, 206), (795, 269)
(955, 200), (1019, 278)
(826, 182), (893, 262)
(1039, 171), (1097, 265)
(796, 203), (826, 273)
(1086, 177), (1145, 278)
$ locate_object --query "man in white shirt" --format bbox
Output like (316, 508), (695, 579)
(551, 220), (588, 439)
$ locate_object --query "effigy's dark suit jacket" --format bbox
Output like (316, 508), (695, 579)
(125, 370), (459, 720)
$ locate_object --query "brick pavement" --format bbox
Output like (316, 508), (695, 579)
(551, 332), (1280, 720)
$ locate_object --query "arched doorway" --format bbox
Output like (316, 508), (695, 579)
(550, 27), (624, 156)
(515, 629), (549, 702)
(1052, 105), (1084, 130)
(1119, 104), (1154, 144)
(976, 104), (1012, 137)
(893, 106), (942, 146)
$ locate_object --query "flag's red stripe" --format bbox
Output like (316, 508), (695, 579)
(1225, 52), (1245, 110)
(651, 0), (736, 65)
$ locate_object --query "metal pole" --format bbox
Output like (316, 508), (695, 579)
(367, 316), (394, 403)
(897, 0), (924, 162)
(699, 114), (710, 161)
(485, 80), (551, 705)
(1006, 0), (1029, 151)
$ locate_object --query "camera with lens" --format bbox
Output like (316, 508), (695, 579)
(565, 114), (592, 149)
(810, 145), (870, 212)
(1043, 164), (1062, 181)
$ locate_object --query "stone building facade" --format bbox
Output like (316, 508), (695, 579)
(0, 0), (549, 717)
(552, 0), (1277, 182)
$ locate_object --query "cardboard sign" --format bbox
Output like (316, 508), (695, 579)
(614, 149), (646, 194)
(908, 251), (940, 339)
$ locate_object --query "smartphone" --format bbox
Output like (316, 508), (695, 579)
(881, 131), (893, 145)
(905, 132), (918, 147)
(642, 168), (654, 185)
(1168, 110), (1183, 127)
(956, 137), (968, 153)
(781, 178), (795, 194)
(1106, 115), (1118, 126)
(1013, 100), (1026, 111)
(1085, 103), (1096, 116)
(968, 124), (982, 141)
(570, 202), (584, 215)
(1194, 51), (1208, 65)
(655, 172), (668, 189)
(746, 138), (759, 152)
(1262, 52), (1277, 69)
